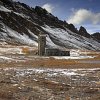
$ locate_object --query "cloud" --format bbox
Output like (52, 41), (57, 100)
(67, 9), (100, 25)
(42, 3), (54, 13)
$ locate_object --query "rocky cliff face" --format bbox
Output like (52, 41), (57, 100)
(0, 0), (100, 50)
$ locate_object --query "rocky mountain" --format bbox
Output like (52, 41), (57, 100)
(78, 26), (91, 38)
(92, 32), (100, 43)
(0, 0), (100, 50)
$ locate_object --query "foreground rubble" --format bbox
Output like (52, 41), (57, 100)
(0, 68), (100, 100)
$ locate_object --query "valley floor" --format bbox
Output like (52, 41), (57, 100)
(0, 51), (100, 69)
(0, 45), (100, 100)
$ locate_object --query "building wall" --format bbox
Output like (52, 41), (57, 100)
(60, 51), (70, 56)
(45, 49), (59, 56)
(45, 48), (70, 56)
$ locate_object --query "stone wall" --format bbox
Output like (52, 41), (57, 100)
(45, 48), (70, 56)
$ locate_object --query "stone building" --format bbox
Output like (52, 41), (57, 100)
(38, 34), (46, 56)
(38, 34), (70, 56)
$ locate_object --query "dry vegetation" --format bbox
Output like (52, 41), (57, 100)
(0, 51), (100, 68)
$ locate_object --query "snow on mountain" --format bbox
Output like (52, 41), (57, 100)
(0, 0), (100, 51)
(0, 22), (58, 48)
(42, 25), (100, 50)
(0, 23), (38, 46)
(0, 5), (11, 12)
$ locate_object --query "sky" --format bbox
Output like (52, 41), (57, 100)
(15, 0), (100, 34)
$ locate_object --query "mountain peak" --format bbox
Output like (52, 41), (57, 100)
(79, 26), (91, 38)
(67, 24), (78, 33)
(35, 6), (50, 16)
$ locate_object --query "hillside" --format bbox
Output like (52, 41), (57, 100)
(0, 0), (100, 50)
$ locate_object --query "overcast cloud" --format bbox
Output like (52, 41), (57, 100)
(67, 9), (100, 25)
(42, 3), (54, 13)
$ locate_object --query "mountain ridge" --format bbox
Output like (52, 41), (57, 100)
(0, 0), (100, 50)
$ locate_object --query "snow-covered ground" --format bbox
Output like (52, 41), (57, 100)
(2, 67), (100, 77)
(53, 55), (94, 60)
(0, 47), (22, 54)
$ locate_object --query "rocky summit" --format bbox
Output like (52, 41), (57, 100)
(0, 0), (100, 50)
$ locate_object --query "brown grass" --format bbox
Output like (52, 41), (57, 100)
(0, 85), (19, 100)
(21, 47), (30, 54)
(0, 52), (100, 69)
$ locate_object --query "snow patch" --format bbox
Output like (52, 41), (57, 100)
(14, 12), (30, 19)
(70, 49), (80, 56)
(46, 34), (59, 48)
(4, 68), (100, 77)
(0, 56), (12, 60)
(0, 48), (23, 54)
(0, 5), (11, 12)
(53, 56), (94, 60)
